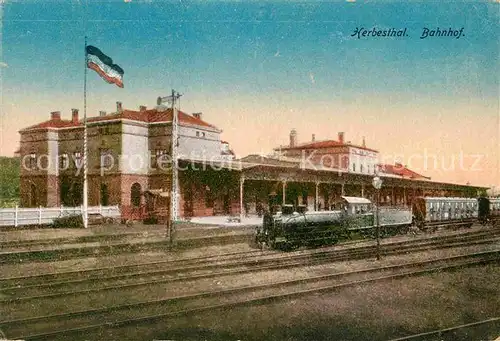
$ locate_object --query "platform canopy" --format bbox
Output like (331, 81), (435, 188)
(341, 196), (372, 204)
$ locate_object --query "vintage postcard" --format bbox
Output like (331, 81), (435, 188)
(0, 1), (499, 341)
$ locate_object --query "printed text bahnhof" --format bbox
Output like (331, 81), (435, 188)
(351, 27), (465, 39)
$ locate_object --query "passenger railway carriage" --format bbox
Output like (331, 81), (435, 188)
(411, 197), (478, 230)
(412, 197), (500, 230)
(257, 196), (499, 250)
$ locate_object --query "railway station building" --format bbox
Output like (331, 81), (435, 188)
(17, 99), (487, 221)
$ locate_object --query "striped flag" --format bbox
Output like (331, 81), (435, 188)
(86, 45), (124, 88)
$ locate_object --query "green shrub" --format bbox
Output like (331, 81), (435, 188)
(51, 214), (84, 228)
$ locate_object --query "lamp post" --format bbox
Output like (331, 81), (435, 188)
(372, 176), (383, 260)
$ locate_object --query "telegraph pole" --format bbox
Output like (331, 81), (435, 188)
(157, 90), (182, 244)
(83, 36), (89, 228)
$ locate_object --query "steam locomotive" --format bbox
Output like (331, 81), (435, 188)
(256, 196), (499, 250)
(257, 196), (412, 249)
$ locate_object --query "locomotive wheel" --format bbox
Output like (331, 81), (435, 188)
(280, 242), (295, 252)
(268, 237), (277, 249)
(254, 235), (264, 250)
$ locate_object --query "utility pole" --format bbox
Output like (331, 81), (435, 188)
(372, 176), (383, 260)
(157, 90), (182, 244)
(83, 36), (89, 228)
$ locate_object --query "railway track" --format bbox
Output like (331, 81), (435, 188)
(1, 228), (499, 303)
(388, 317), (500, 341)
(1, 250), (498, 341)
(2, 226), (498, 289)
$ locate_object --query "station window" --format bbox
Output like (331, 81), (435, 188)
(155, 149), (169, 168)
(131, 183), (141, 207)
(352, 163), (356, 172)
(30, 183), (38, 207)
(100, 150), (113, 168)
(28, 152), (37, 170)
(73, 151), (82, 168)
(59, 153), (69, 169)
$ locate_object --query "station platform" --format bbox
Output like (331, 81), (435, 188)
(0, 215), (261, 243)
(0, 221), (257, 264)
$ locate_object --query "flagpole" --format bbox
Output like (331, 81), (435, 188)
(83, 36), (89, 229)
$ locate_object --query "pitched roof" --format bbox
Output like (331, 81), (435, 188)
(88, 107), (219, 129)
(379, 163), (430, 180)
(20, 107), (219, 132)
(276, 140), (378, 153)
(20, 119), (80, 131)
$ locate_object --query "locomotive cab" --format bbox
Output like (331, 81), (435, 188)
(337, 196), (375, 230)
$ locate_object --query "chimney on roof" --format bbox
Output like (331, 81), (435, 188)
(99, 111), (107, 117)
(362, 136), (366, 148)
(71, 109), (79, 123)
(192, 112), (202, 120)
(312, 134), (315, 142)
(50, 111), (61, 121)
(290, 129), (298, 148)
(395, 162), (403, 168)
(139, 105), (147, 112)
(338, 132), (344, 144)
(116, 101), (123, 113)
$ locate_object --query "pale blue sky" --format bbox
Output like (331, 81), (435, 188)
(1, 1), (499, 186)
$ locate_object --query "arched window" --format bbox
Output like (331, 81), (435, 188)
(131, 183), (141, 207)
(60, 178), (72, 206)
(30, 183), (37, 207)
(100, 184), (109, 206)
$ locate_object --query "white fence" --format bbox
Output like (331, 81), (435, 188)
(0, 206), (121, 227)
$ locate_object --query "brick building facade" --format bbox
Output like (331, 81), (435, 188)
(18, 100), (486, 221)
(18, 100), (236, 219)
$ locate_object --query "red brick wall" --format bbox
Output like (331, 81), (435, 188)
(121, 174), (149, 207)
(46, 175), (60, 207)
(87, 174), (122, 206)
(148, 174), (172, 193)
(120, 174), (149, 220)
(188, 182), (213, 217)
(20, 175), (48, 207)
